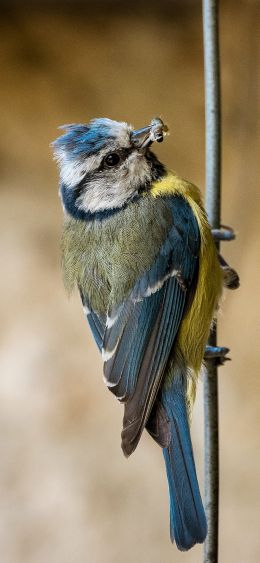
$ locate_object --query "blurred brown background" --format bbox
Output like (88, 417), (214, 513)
(0, 1), (259, 562)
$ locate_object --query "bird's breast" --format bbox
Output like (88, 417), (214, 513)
(61, 195), (173, 314)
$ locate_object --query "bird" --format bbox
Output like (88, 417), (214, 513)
(52, 117), (223, 551)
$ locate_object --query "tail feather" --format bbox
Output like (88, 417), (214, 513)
(161, 370), (207, 550)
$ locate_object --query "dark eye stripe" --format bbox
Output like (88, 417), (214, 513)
(70, 147), (132, 202)
(68, 147), (133, 202)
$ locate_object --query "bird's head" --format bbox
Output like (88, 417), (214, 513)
(52, 117), (168, 220)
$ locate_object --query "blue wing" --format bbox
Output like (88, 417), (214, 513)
(80, 291), (106, 352)
(102, 195), (200, 457)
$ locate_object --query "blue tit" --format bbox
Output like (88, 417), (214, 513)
(52, 117), (223, 551)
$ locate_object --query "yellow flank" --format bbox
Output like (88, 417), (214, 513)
(150, 170), (223, 377)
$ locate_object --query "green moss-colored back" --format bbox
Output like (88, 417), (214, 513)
(61, 196), (172, 314)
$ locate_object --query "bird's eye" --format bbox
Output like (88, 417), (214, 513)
(104, 152), (120, 167)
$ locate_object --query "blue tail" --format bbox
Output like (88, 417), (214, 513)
(161, 370), (207, 551)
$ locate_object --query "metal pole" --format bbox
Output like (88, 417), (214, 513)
(203, 1), (221, 562)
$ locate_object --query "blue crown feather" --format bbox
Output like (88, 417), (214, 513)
(52, 118), (122, 157)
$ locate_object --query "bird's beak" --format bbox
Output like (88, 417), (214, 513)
(131, 118), (168, 150)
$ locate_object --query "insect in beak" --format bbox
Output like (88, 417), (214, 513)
(131, 118), (169, 150)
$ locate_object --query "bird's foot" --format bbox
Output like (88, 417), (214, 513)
(211, 225), (240, 290)
(204, 345), (231, 366)
(222, 264), (240, 289)
(217, 253), (240, 290)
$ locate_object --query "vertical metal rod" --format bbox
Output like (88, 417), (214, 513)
(203, 1), (221, 562)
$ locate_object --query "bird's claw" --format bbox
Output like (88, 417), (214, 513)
(217, 253), (240, 290)
(222, 265), (240, 290)
(204, 345), (231, 366)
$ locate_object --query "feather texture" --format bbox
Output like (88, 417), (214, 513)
(102, 195), (200, 456)
(80, 292), (106, 351)
(59, 162), (222, 550)
(161, 363), (207, 550)
(150, 170), (223, 374)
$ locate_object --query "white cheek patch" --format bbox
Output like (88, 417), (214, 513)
(77, 151), (153, 213)
(56, 135), (153, 214)
(77, 177), (129, 213)
(55, 144), (130, 189)
(60, 159), (87, 187)
(127, 152), (152, 189)
(54, 150), (87, 187)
